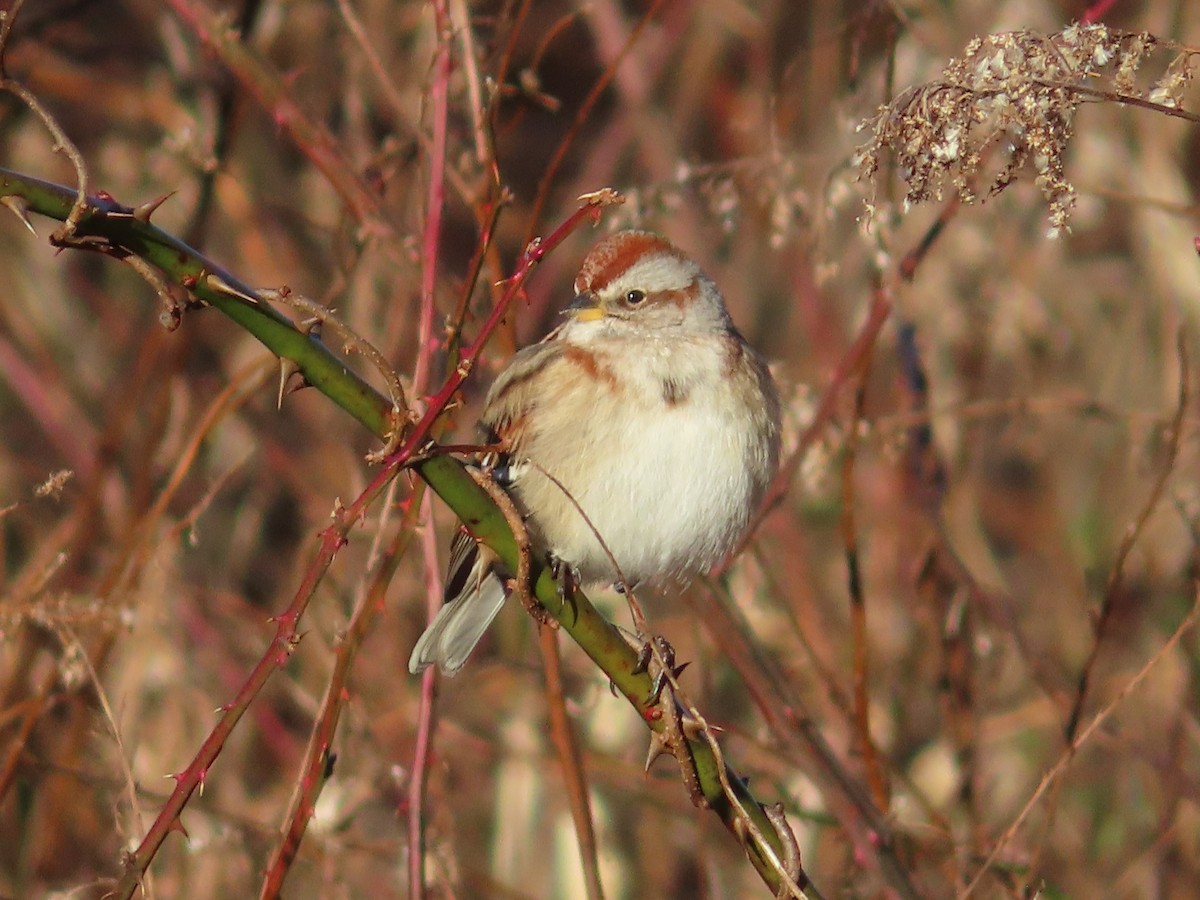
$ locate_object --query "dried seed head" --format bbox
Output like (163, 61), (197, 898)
(857, 25), (1192, 235)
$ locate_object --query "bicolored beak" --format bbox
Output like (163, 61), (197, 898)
(565, 291), (605, 322)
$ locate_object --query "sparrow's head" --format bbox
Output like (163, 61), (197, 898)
(565, 231), (731, 336)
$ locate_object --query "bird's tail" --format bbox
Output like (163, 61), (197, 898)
(408, 536), (508, 676)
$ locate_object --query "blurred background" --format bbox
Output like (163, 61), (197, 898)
(1, 0), (1199, 897)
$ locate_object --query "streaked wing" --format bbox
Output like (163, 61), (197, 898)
(443, 527), (482, 602)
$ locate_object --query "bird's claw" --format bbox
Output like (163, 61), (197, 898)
(632, 634), (689, 706)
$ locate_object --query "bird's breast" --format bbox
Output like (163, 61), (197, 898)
(508, 341), (771, 584)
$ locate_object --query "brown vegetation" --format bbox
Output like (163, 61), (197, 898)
(1, 1), (1199, 897)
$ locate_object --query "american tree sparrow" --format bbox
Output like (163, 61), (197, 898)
(409, 230), (781, 675)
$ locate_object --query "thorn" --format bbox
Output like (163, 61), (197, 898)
(274, 360), (307, 408)
(276, 360), (297, 412)
(204, 273), (261, 304)
(133, 191), (176, 223)
(166, 818), (190, 839)
(1, 196), (36, 235)
(644, 731), (671, 771)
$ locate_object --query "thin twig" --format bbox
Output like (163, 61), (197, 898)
(102, 358), (275, 600)
(651, 654), (815, 900)
(538, 629), (606, 900)
(258, 484), (428, 898)
(383, 189), (624, 473)
(1042, 79), (1200, 126)
(412, 490), (445, 900)
(334, 0), (414, 129)
(119, 253), (189, 331)
(840, 360), (889, 810)
(1082, 0), (1121, 22)
(522, 0), (667, 243)
(447, 0), (491, 168)
(332, 0), (476, 208)
(466, 464), (533, 609)
(114, 460), (412, 898)
(57, 625), (147, 884)
(0, 0), (28, 73)
(164, 0), (389, 234)
(488, 0), (533, 136)
(413, 0), (452, 400)
(962, 595), (1200, 898)
(896, 314), (980, 873)
(261, 287), (409, 435)
(745, 283), (892, 548)
(409, 648), (439, 900)
(1066, 333), (1190, 742)
(688, 582), (920, 900)
(444, 193), (507, 364)
(1017, 333), (1192, 892)
(0, 78), (89, 239)
(746, 190), (959, 541)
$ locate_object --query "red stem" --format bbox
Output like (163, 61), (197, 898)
(390, 196), (615, 470)
(164, 0), (386, 230)
(412, 0), (451, 399)
(522, 0), (666, 243)
(113, 194), (616, 899)
(408, 10), (452, 889)
(1082, 0), (1121, 23)
(115, 474), (396, 898)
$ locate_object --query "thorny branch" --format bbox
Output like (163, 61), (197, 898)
(259, 484), (428, 898)
(641, 638), (816, 900)
(0, 162), (817, 896)
(10, 8), (1194, 896)
(259, 286), (410, 438)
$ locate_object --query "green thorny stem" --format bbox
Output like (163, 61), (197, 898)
(0, 167), (812, 898)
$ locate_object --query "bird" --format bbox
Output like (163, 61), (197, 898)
(409, 229), (781, 675)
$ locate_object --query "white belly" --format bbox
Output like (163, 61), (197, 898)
(508, 343), (768, 585)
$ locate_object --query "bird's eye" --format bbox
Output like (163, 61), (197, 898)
(624, 290), (646, 306)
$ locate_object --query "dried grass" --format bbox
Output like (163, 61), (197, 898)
(1, 1), (1199, 898)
